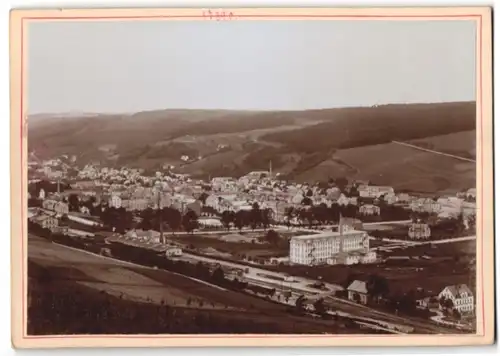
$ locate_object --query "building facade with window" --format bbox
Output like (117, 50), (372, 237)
(289, 216), (372, 265)
(438, 284), (474, 314)
(408, 223), (431, 240)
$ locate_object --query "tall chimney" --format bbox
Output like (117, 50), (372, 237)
(339, 212), (344, 253)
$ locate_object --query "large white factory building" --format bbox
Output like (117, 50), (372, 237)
(289, 216), (376, 266)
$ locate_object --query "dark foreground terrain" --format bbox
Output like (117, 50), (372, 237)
(27, 236), (371, 335)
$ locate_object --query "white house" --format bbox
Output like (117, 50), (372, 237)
(336, 194), (351, 206)
(359, 204), (381, 216)
(30, 214), (58, 230)
(165, 247), (183, 257)
(408, 223), (431, 240)
(358, 185), (394, 199)
(466, 188), (476, 200)
(108, 195), (122, 209)
(438, 284), (474, 315)
(79, 206), (91, 215)
(384, 192), (398, 205)
(347, 280), (369, 305)
(125, 229), (162, 243)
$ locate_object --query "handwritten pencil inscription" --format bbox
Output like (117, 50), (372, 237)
(202, 10), (236, 21)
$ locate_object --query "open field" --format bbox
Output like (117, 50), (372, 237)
(29, 235), (292, 310)
(169, 233), (289, 258)
(407, 130), (476, 160)
(28, 236), (231, 308)
(28, 265), (365, 335)
(27, 235), (368, 335)
(381, 239), (476, 258)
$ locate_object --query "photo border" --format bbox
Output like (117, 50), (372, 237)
(10, 6), (494, 349)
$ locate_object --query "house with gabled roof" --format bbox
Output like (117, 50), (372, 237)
(438, 284), (474, 315)
(347, 280), (369, 305)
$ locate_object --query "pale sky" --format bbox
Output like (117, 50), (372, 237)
(28, 20), (476, 114)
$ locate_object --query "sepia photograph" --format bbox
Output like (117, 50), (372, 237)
(10, 7), (494, 349)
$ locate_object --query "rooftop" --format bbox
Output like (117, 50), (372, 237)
(291, 229), (366, 241)
(347, 280), (368, 294)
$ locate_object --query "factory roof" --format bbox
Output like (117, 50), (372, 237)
(291, 229), (366, 241)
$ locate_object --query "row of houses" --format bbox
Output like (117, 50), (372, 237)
(347, 280), (475, 316)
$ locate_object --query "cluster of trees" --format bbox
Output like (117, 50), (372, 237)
(96, 206), (199, 235)
(283, 202), (410, 228)
(439, 296), (462, 320)
(409, 211), (476, 239)
(262, 102), (475, 153)
(285, 203), (356, 227)
(220, 203), (273, 231)
(136, 207), (198, 234)
(294, 295), (328, 317)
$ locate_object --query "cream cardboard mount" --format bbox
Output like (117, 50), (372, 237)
(9, 7), (494, 349)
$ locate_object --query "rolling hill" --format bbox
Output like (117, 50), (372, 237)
(28, 101), (476, 193)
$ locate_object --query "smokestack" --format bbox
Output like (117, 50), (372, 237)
(269, 160), (272, 177)
(339, 212), (344, 253)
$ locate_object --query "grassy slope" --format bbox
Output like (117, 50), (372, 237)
(27, 238), (364, 335)
(28, 263), (363, 335)
(28, 236), (277, 310)
(294, 141), (475, 194)
(407, 130), (476, 159)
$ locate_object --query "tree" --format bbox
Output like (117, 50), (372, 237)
(366, 274), (390, 300)
(138, 215), (153, 231)
(261, 208), (272, 228)
(306, 189), (313, 197)
(211, 266), (225, 285)
(452, 309), (461, 320)
(335, 177), (349, 191)
(250, 203), (261, 230)
(313, 298), (327, 316)
(167, 209), (182, 234)
(454, 213), (466, 235)
(467, 214), (476, 230)
(195, 262), (210, 280)
(234, 211), (245, 231)
(444, 298), (454, 310)
(68, 194), (80, 212)
(295, 295), (306, 313)
(182, 210), (199, 234)
(301, 197), (313, 206)
(221, 210), (234, 231)
(439, 296), (454, 311)
(198, 192), (209, 205)
(265, 229), (280, 245)
(348, 184), (359, 197)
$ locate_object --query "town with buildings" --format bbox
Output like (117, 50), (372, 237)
(27, 151), (478, 335)
(23, 16), (481, 338)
